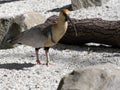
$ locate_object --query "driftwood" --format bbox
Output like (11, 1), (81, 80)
(46, 15), (120, 47)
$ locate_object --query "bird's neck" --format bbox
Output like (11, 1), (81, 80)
(57, 19), (68, 29)
(52, 19), (68, 43)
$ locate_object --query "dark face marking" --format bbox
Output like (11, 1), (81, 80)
(63, 12), (68, 21)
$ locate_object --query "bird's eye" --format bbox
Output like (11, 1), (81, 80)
(63, 12), (67, 17)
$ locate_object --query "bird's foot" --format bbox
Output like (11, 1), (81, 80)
(45, 62), (54, 66)
(36, 60), (44, 65)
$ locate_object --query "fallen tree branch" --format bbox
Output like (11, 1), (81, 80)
(46, 15), (120, 47)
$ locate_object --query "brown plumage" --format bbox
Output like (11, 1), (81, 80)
(9, 9), (77, 66)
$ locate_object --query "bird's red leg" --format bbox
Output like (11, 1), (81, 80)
(44, 47), (54, 66)
(35, 48), (43, 64)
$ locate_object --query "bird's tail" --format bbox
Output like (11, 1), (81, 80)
(7, 36), (21, 47)
(7, 36), (16, 44)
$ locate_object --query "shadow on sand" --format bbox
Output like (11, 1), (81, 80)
(52, 43), (120, 53)
(0, 0), (20, 4)
(0, 63), (35, 70)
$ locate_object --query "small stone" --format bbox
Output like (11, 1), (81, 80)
(3, 74), (7, 77)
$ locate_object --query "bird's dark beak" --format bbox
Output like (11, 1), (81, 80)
(66, 14), (77, 36)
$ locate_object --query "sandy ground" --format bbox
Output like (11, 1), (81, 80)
(0, 0), (120, 90)
(0, 44), (120, 90)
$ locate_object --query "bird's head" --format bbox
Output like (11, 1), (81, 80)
(59, 9), (70, 22)
(59, 9), (77, 36)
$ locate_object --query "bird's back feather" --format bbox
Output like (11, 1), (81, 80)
(10, 23), (53, 48)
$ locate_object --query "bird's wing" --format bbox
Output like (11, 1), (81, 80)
(10, 23), (53, 48)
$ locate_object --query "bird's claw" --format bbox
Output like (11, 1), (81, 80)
(36, 60), (44, 65)
(36, 60), (54, 66)
(46, 62), (54, 66)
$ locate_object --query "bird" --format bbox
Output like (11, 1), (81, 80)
(8, 9), (77, 66)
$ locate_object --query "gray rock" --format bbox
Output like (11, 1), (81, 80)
(57, 63), (120, 90)
(0, 17), (13, 48)
(0, 12), (46, 49)
(71, 0), (110, 10)
(14, 12), (46, 30)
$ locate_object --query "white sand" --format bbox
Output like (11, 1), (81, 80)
(0, 0), (120, 90)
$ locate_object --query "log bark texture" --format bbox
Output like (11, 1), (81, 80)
(46, 15), (120, 47)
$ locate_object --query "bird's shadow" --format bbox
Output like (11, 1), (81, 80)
(0, 63), (35, 70)
(0, 0), (20, 4)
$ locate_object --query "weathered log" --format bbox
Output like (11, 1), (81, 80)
(46, 15), (120, 47)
